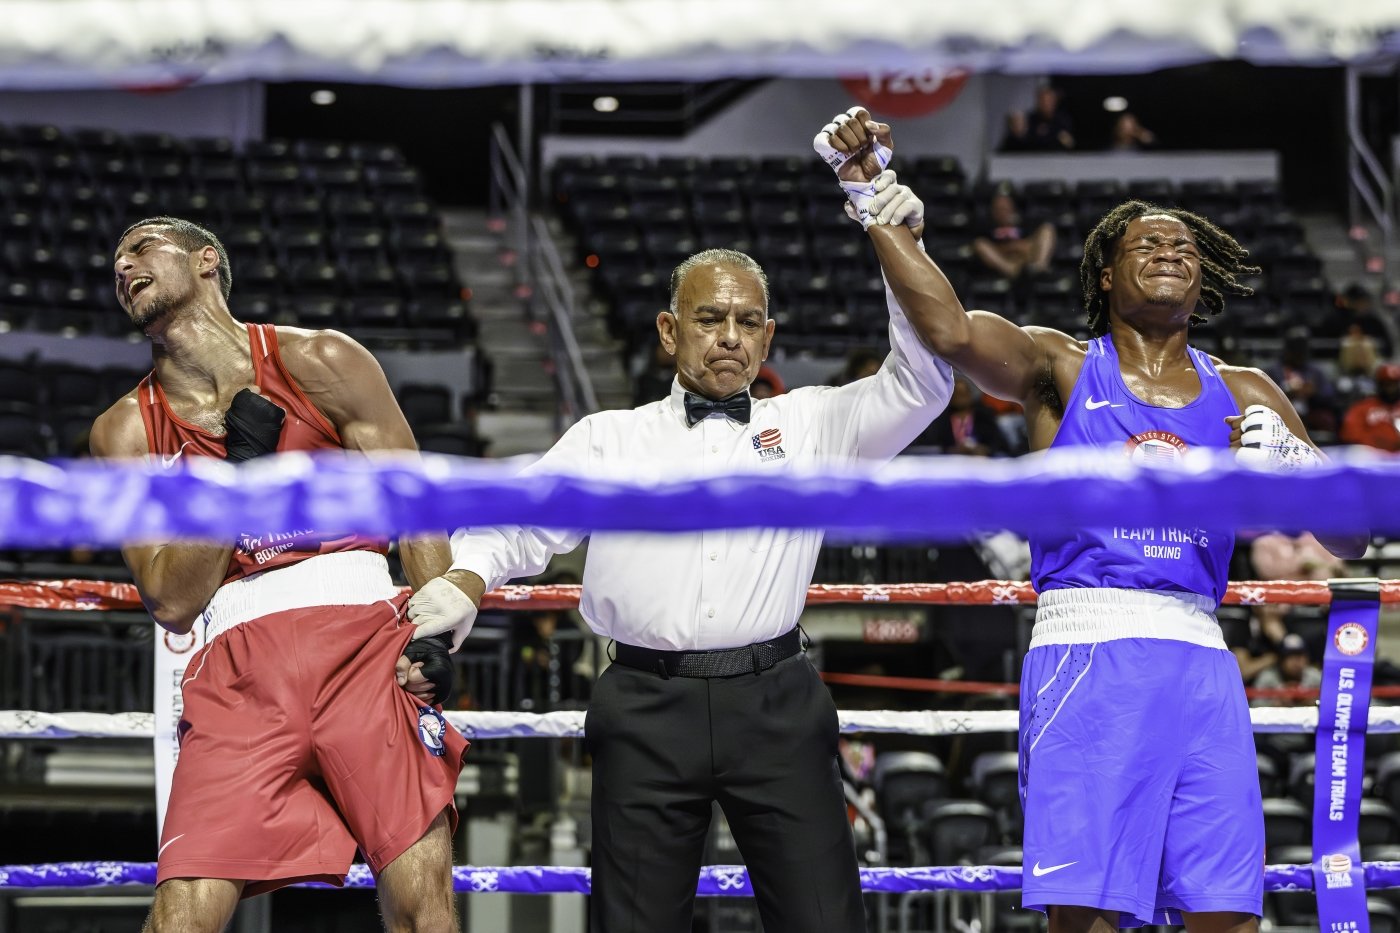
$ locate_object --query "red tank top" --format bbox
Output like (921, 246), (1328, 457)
(138, 323), (389, 585)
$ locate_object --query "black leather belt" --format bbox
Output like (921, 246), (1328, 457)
(613, 627), (802, 679)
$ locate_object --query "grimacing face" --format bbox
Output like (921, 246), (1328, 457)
(1100, 214), (1203, 322)
(657, 262), (774, 401)
(112, 226), (217, 332)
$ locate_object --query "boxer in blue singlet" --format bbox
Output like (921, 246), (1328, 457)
(881, 200), (1366, 932)
(820, 111), (1368, 933)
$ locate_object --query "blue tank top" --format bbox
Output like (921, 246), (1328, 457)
(1029, 334), (1240, 604)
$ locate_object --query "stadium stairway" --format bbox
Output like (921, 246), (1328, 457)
(542, 214), (633, 411)
(442, 207), (559, 456)
(442, 208), (630, 457)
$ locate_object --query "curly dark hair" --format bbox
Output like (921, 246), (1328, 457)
(1080, 200), (1258, 337)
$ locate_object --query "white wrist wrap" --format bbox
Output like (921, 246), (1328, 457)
(842, 170), (925, 232)
(1236, 404), (1322, 471)
(407, 576), (479, 651)
(840, 178), (880, 229)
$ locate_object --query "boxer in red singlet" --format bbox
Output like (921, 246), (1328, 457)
(90, 217), (479, 933)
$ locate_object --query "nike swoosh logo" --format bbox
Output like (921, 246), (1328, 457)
(1084, 398), (1124, 410)
(161, 441), (193, 468)
(1032, 860), (1077, 877)
(158, 833), (185, 857)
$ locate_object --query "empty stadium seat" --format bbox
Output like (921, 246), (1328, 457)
(1262, 797), (1310, 848)
(873, 751), (948, 863)
(922, 800), (998, 865)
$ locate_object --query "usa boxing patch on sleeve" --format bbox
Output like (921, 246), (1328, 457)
(417, 706), (448, 757)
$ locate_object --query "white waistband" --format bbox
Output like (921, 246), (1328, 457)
(200, 551), (400, 642)
(1031, 587), (1225, 649)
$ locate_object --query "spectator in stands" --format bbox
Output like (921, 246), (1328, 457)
(633, 338), (676, 405)
(513, 605), (589, 709)
(1324, 283), (1396, 359)
(1234, 530), (1345, 683)
(1267, 327), (1337, 436)
(998, 110), (1034, 152)
(828, 347), (883, 386)
(970, 191), (1055, 283)
(1000, 85), (1075, 152)
(1252, 634), (1321, 708)
(1108, 112), (1157, 152)
(1340, 363), (1400, 452)
(915, 376), (1012, 456)
(1252, 632), (1324, 757)
(750, 364), (786, 399)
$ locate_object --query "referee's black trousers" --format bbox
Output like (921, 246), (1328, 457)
(585, 652), (866, 933)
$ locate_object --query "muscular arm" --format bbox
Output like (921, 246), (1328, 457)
(89, 401), (234, 634)
(1225, 367), (1369, 559)
(865, 224), (1059, 405)
(279, 329), (452, 588)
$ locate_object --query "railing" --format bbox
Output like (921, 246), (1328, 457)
(1345, 65), (1395, 275)
(488, 122), (599, 430)
(530, 215), (600, 426)
(488, 122), (530, 278)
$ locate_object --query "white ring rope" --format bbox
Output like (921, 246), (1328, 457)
(0, 706), (1389, 740)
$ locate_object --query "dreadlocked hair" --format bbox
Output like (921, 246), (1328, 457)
(1080, 200), (1259, 337)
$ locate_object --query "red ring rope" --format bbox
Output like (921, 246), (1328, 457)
(4, 579), (1398, 613)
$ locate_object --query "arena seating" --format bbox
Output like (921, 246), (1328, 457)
(0, 124), (474, 346)
(551, 152), (1323, 362)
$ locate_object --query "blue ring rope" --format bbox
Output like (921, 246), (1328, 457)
(0, 861), (1382, 894)
(1, 448), (1396, 547)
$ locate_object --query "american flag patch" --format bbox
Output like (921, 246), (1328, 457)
(1139, 442), (1178, 464)
(754, 428), (783, 449)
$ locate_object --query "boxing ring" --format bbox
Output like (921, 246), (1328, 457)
(1, 450), (1399, 923)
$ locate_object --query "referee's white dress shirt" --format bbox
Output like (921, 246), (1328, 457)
(449, 279), (954, 651)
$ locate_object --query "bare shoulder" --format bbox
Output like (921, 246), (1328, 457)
(89, 392), (148, 458)
(1213, 360), (1283, 406)
(274, 327), (380, 380)
(1024, 325), (1086, 358)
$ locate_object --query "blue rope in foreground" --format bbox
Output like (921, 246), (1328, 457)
(0, 861), (1393, 894)
(1, 448), (1398, 547)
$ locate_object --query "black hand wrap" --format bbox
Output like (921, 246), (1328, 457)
(224, 389), (285, 463)
(404, 633), (455, 706)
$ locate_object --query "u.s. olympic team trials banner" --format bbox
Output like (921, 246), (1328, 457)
(1313, 579), (1382, 933)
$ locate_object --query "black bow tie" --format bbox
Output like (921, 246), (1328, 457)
(683, 391), (751, 428)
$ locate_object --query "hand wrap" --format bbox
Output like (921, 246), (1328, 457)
(812, 105), (893, 174)
(1235, 404), (1322, 471)
(224, 389), (285, 463)
(402, 634), (455, 706)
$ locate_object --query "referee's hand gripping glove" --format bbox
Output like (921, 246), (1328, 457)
(842, 170), (926, 240)
(407, 576), (479, 652)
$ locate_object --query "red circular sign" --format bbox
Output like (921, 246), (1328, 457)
(840, 69), (971, 119)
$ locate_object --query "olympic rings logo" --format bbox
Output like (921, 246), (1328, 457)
(712, 869), (748, 891)
(93, 862), (124, 884)
(469, 870), (500, 892)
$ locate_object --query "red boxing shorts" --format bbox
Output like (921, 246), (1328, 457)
(157, 593), (469, 896)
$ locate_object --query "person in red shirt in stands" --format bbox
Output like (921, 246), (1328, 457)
(1340, 362), (1400, 451)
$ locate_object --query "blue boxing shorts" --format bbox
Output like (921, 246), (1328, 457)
(1018, 589), (1264, 927)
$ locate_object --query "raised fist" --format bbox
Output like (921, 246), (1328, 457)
(813, 106), (894, 184)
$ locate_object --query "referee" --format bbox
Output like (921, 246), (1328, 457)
(417, 114), (953, 933)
